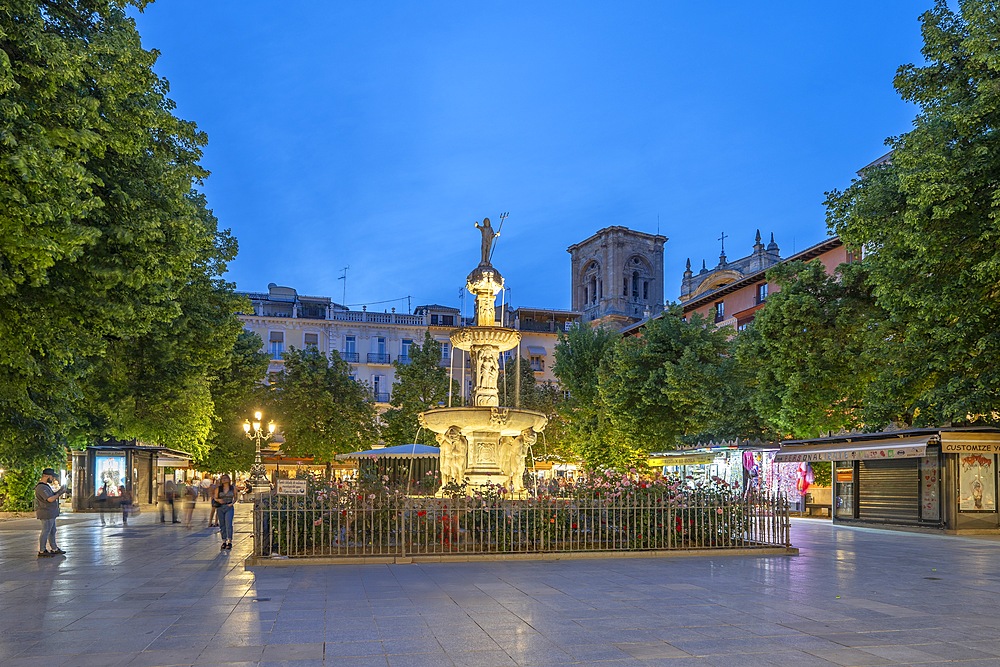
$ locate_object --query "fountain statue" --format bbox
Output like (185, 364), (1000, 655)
(418, 218), (547, 495)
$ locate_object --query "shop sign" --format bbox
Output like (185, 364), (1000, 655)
(942, 441), (1000, 454)
(775, 445), (926, 463)
(276, 479), (307, 495)
(651, 454), (716, 466)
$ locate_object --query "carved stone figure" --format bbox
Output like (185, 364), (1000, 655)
(475, 353), (499, 406)
(436, 425), (467, 487)
(475, 218), (499, 266)
(496, 428), (537, 493)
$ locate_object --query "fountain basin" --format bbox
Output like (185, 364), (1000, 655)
(450, 326), (521, 352)
(418, 407), (547, 438)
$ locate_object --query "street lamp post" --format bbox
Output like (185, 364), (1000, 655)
(244, 410), (276, 493)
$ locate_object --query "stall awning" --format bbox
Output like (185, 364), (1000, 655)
(526, 345), (547, 356)
(336, 444), (441, 460)
(153, 447), (194, 468)
(774, 436), (931, 463)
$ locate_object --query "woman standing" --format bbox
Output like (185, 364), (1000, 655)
(213, 474), (236, 550)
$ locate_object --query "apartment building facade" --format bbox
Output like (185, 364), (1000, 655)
(238, 283), (579, 406)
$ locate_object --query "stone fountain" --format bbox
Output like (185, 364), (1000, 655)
(418, 218), (547, 494)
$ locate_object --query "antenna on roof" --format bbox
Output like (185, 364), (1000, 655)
(338, 266), (349, 306)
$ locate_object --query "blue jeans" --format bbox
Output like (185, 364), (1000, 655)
(217, 504), (234, 542)
(38, 518), (57, 552)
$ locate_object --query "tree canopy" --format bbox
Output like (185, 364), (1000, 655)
(381, 332), (449, 447)
(196, 330), (270, 473)
(735, 260), (881, 438)
(826, 0), (1000, 427)
(269, 347), (380, 464)
(599, 310), (735, 455)
(1, 0), (242, 469)
(552, 323), (625, 469)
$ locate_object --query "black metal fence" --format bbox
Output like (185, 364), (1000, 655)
(251, 491), (790, 559)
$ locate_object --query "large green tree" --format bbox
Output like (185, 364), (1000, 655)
(381, 332), (449, 446)
(269, 347), (380, 465)
(1, 1), (237, 465)
(599, 310), (734, 458)
(552, 323), (629, 469)
(196, 330), (270, 473)
(735, 260), (882, 438)
(826, 0), (1000, 427)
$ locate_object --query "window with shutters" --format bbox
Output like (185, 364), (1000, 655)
(268, 331), (284, 360)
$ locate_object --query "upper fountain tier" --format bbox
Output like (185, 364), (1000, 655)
(451, 326), (520, 353)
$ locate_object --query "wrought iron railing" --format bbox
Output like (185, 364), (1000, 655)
(252, 492), (790, 559)
(367, 352), (391, 364)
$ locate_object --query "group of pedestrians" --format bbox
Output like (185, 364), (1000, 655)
(93, 482), (133, 527)
(156, 475), (237, 550)
(33, 468), (241, 558)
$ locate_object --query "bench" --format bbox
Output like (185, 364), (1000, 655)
(804, 503), (831, 517)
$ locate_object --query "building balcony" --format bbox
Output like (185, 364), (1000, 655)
(367, 352), (391, 365)
(373, 392), (390, 403)
(341, 351), (360, 363)
(398, 355), (412, 365)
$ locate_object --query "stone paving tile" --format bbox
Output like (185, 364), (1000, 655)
(613, 641), (692, 660)
(126, 649), (202, 667)
(327, 659), (390, 667)
(802, 647), (898, 666)
(259, 641), (325, 661)
(197, 644), (266, 663)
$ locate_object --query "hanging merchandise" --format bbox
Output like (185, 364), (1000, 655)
(742, 450), (760, 495)
(796, 462), (815, 496)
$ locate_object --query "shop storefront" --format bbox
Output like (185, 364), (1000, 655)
(648, 441), (816, 510)
(775, 427), (1000, 533)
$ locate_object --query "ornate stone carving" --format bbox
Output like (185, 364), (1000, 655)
(436, 426), (468, 486)
(489, 407), (510, 428)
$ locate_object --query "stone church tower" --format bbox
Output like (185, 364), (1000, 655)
(567, 226), (667, 328)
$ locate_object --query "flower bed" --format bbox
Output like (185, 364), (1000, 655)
(252, 471), (790, 558)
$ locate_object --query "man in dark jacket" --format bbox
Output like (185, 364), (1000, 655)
(35, 468), (70, 557)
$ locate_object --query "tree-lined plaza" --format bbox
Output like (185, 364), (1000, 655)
(3, 0), (1000, 508)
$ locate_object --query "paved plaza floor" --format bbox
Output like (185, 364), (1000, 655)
(3, 503), (1000, 667)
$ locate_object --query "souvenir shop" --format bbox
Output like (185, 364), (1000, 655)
(774, 427), (1000, 533)
(649, 441), (819, 510)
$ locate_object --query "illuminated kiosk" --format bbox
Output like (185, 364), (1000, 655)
(418, 218), (547, 494)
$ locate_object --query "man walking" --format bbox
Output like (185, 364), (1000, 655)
(35, 468), (70, 557)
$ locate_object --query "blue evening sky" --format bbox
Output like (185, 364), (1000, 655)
(133, 2), (927, 315)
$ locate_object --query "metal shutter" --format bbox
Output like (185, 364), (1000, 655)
(858, 458), (920, 524)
